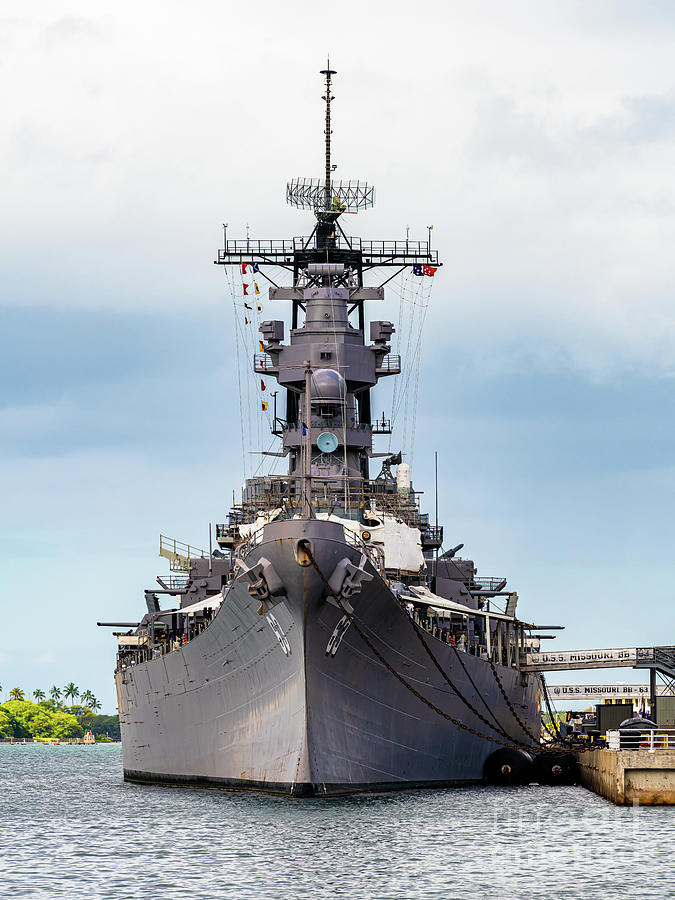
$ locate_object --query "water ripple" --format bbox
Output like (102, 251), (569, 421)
(0, 745), (671, 899)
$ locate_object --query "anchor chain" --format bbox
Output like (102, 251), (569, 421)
(486, 654), (543, 746)
(307, 547), (542, 753)
(403, 603), (532, 746)
(447, 638), (514, 736)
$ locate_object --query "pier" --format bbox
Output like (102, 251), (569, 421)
(576, 745), (675, 805)
(524, 644), (675, 804)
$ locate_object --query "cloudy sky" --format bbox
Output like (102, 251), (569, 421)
(3, 1), (675, 710)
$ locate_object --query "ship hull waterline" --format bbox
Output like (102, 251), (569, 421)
(117, 520), (541, 797)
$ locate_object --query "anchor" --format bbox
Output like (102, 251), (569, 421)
(325, 553), (373, 614)
(235, 557), (287, 614)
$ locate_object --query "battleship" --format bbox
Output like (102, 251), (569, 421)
(103, 66), (547, 795)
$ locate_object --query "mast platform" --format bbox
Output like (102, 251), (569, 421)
(215, 236), (440, 270)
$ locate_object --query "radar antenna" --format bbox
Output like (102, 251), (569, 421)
(286, 64), (375, 215)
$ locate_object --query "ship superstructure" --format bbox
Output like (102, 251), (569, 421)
(106, 67), (545, 795)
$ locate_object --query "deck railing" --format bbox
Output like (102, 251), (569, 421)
(376, 354), (401, 372)
(607, 728), (675, 751)
(472, 577), (507, 592)
(233, 519), (386, 578)
(159, 535), (208, 572)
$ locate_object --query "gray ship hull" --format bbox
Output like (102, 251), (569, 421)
(117, 520), (541, 795)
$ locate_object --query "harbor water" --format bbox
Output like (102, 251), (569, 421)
(0, 744), (670, 899)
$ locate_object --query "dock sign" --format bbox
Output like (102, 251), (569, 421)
(523, 648), (637, 671)
(546, 684), (651, 700)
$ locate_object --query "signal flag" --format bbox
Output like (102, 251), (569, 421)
(412, 264), (437, 277)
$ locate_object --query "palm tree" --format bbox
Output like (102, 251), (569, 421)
(49, 686), (62, 705)
(91, 698), (102, 712)
(9, 687), (24, 701)
(80, 689), (94, 708)
(33, 689), (46, 702)
(63, 683), (79, 706)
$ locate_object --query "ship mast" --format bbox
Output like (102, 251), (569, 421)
(321, 61), (336, 212)
(302, 360), (313, 518)
(215, 64), (441, 527)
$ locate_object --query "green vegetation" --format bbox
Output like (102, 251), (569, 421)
(0, 685), (120, 741)
(69, 707), (120, 740)
(63, 683), (79, 706)
(1, 701), (84, 740)
(0, 708), (14, 739)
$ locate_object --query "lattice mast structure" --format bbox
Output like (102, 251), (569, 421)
(322, 62), (335, 213)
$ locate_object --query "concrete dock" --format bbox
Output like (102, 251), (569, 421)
(576, 748), (675, 805)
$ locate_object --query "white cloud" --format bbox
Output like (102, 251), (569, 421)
(7, 0), (675, 709)
(3, 0), (675, 380)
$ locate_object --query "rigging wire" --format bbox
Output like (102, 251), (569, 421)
(237, 263), (257, 454)
(251, 431), (283, 478)
(223, 265), (248, 481)
(540, 674), (567, 744)
(408, 300), (429, 469)
(229, 253), (306, 498)
(387, 270), (433, 463)
(235, 309), (253, 466)
(226, 251), (285, 485)
(388, 275), (406, 453)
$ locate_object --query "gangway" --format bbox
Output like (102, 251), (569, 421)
(523, 646), (675, 713)
(546, 684), (673, 701)
(523, 647), (637, 672)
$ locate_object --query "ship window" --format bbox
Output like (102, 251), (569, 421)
(320, 352), (332, 360)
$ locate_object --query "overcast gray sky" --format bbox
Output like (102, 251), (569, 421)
(3, 1), (675, 709)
